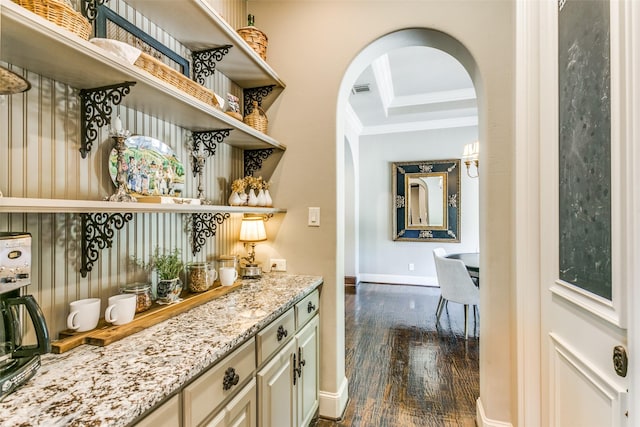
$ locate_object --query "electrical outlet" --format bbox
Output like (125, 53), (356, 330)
(408, 263), (415, 271)
(271, 258), (287, 272)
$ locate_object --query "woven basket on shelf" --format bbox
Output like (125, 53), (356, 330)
(243, 101), (268, 134)
(13, 0), (92, 40)
(237, 15), (267, 61)
(134, 52), (219, 108)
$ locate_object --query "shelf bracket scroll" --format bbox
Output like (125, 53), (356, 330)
(243, 85), (275, 114)
(192, 46), (233, 86)
(79, 82), (136, 158)
(81, 0), (109, 23)
(190, 212), (230, 256)
(244, 149), (274, 177)
(80, 212), (133, 277)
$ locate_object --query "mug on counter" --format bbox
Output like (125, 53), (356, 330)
(104, 294), (137, 326)
(219, 267), (238, 287)
(67, 298), (101, 332)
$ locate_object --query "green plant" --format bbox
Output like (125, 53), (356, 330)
(134, 247), (184, 280)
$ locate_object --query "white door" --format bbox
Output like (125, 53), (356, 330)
(296, 316), (319, 427)
(257, 339), (296, 427)
(539, 0), (634, 425)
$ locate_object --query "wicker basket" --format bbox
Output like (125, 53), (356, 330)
(13, 0), (91, 40)
(134, 52), (218, 108)
(237, 26), (268, 61)
(243, 101), (267, 134)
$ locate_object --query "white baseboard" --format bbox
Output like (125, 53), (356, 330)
(476, 397), (513, 427)
(358, 273), (438, 287)
(319, 376), (349, 420)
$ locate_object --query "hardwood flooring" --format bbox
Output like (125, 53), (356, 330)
(315, 283), (479, 427)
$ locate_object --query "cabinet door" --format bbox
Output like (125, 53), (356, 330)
(295, 315), (319, 427)
(205, 379), (256, 427)
(135, 394), (181, 427)
(257, 339), (296, 427)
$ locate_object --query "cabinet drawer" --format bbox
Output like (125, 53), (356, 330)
(135, 394), (181, 427)
(256, 308), (295, 366)
(183, 338), (256, 427)
(295, 290), (319, 330)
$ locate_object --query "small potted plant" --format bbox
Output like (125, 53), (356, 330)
(137, 247), (185, 304)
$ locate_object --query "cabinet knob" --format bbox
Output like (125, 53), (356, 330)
(223, 367), (240, 391)
(307, 301), (316, 313)
(277, 325), (288, 342)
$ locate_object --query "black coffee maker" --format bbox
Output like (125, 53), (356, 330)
(0, 232), (50, 399)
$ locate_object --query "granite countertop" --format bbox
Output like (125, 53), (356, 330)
(0, 273), (323, 426)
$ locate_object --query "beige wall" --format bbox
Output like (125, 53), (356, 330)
(249, 0), (515, 423)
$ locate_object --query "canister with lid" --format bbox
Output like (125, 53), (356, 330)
(120, 282), (153, 313)
(186, 262), (217, 292)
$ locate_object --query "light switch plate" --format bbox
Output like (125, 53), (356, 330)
(308, 207), (320, 227)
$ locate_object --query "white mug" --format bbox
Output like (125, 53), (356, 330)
(67, 298), (101, 332)
(207, 266), (218, 288)
(219, 267), (238, 286)
(105, 294), (137, 326)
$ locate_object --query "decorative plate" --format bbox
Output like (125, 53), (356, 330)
(108, 135), (185, 197)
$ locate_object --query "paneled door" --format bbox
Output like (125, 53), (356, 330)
(539, 0), (633, 425)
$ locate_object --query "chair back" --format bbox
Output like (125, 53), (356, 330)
(433, 251), (479, 305)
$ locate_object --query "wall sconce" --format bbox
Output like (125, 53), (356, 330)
(462, 141), (479, 178)
(239, 215), (267, 278)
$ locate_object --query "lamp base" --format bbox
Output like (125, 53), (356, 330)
(240, 264), (262, 278)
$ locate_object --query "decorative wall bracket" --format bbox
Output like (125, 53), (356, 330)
(192, 46), (232, 85)
(243, 85), (275, 114)
(190, 212), (230, 255)
(79, 82), (136, 158)
(80, 212), (133, 277)
(189, 129), (232, 199)
(244, 149), (274, 177)
(81, 0), (109, 22)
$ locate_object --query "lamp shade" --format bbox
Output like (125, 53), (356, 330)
(239, 216), (267, 242)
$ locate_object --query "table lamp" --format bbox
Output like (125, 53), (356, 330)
(239, 215), (267, 278)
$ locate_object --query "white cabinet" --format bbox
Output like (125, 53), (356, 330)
(257, 339), (297, 427)
(183, 339), (256, 427)
(257, 291), (319, 427)
(295, 316), (319, 427)
(135, 394), (181, 427)
(205, 379), (256, 427)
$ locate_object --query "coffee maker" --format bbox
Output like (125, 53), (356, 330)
(0, 232), (50, 399)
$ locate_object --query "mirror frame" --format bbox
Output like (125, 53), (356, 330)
(392, 159), (461, 242)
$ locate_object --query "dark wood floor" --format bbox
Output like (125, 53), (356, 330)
(315, 283), (479, 427)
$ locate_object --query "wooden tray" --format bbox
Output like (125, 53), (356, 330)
(51, 282), (241, 354)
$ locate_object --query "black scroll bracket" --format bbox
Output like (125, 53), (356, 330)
(244, 149), (274, 177)
(81, 0), (109, 23)
(243, 85), (275, 115)
(191, 212), (231, 256)
(80, 212), (133, 277)
(192, 46), (233, 86)
(79, 82), (136, 158)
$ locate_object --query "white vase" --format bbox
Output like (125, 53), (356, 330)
(256, 189), (266, 206)
(239, 191), (248, 205)
(228, 192), (242, 206)
(247, 189), (258, 206)
(264, 189), (272, 207)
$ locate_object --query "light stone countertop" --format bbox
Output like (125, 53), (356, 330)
(0, 273), (323, 426)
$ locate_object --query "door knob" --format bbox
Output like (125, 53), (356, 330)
(613, 345), (628, 377)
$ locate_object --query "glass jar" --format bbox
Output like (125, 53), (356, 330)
(217, 255), (238, 271)
(186, 262), (215, 293)
(120, 282), (153, 313)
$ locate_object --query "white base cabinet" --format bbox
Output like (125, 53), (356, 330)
(257, 314), (319, 427)
(205, 379), (256, 427)
(135, 289), (320, 427)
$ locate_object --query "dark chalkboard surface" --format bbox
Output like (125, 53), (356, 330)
(558, 0), (611, 300)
